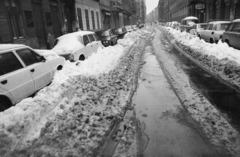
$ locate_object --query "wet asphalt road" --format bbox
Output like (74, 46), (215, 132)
(133, 37), (225, 157)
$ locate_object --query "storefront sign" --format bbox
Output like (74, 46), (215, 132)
(195, 4), (205, 9)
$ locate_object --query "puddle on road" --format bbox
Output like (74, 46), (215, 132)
(133, 46), (225, 157)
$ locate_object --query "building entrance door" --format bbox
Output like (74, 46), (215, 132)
(32, 2), (47, 48)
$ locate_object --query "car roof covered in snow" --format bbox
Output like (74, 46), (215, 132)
(208, 21), (230, 24)
(183, 16), (198, 20)
(0, 44), (27, 52)
(57, 31), (96, 40)
(233, 19), (240, 22)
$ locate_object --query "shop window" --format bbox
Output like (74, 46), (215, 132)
(45, 12), (52, 26)
(77, 8), (83, 30)
(96, 12), (100, 29)
(91, 11), (95, 29)
(24, 10), (34, 28)
(85, 9), (90, 30)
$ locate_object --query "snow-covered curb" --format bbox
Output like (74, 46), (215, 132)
(0, 29), (151, 156)
(154, 28), (240, 156)
(163, 27), (240, 91)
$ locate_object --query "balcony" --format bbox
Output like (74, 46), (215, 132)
(111, 0), (123, 11)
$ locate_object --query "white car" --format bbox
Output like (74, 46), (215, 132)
(125, 25), (133, 32)
(198, 21), (230, 43)
(0, 44), (65, 111)
(190, 23), (207, 36)
(52, 31), (103, 61)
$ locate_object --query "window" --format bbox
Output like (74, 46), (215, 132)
(96, 11), (100, 29)
(93, 34), (99, 41)
(9, 14), (24, 39)
(232, 23), (240, 33)
(88, 34), (95, 42)
(220, 23), (230, 31)
(77, 8), (83, 30)
(24, 11), (34, 28)
(91, 11), (95, 29)
(45, 12), (52, 26)
(226, 23), (234, 31)
(0, 52), (23, 76)
(83, 35), (90, 45)
(16, 49), (41, 66)
(85, 9), (90, 30)
(208, 24), (213, 30)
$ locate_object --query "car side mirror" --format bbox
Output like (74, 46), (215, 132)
(211, 31), (214, 35)
(41, 56), (46, 62)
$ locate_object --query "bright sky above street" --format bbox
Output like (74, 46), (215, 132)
(146, 0), (159, 14)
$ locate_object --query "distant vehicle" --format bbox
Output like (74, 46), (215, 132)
(112, 27), (127, 39)
(170, 21), (180, 29)
(198, 21), (230, 43)
(190, 23), (207, 36)
(52, 31), (103, 61)
(180, 16), (198, 32)
(222, 19), (240, 50)
(125, 25), (134, 32)
(132, 25), (138, 31)
(0, 44), (65, 111)
(97, 29), (118, 47)
(138, 23), (144, 28)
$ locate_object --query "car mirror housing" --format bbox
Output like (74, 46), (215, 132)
(41, 56), (46, 62)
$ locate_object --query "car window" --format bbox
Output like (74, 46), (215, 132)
(83, 35), (90, 45)
(88, 34), (95, 42)
(232, 23), (240, 33)
(208, 24), (213, 30)
(226, 23), (234, 31)
(93, 34), (99, 41)
(213, 25), (217, 30)
(0, 52), (23, 76)
(220, 23), (229, 30)
(16, 49), (40, 66)
(200, 24), (207, 29)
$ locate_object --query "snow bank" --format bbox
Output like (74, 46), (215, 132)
(164, 27), (240, 89)
(0, 29), (151, 157)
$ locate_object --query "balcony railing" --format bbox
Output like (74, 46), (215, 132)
(111, 0), (123, 11)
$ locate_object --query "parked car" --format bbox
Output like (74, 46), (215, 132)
(132, 25), (138, 31)
(222, 19), (240, 50)
(190, 23), (207, 36)
(0, 44), (65, 111)
(53, 31), (103, 61)
(97, 29), (118, 47)
(112, 27), (127, 39)
(125, 25), (134, 32)
(179, 16), (198, 32)
(198, 21), (230, 43)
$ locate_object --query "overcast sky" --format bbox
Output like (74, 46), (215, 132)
(146, 0), (159, 14)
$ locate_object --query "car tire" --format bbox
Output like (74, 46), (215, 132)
(0, 97), (11, 112)
(225, 40), (230, 46)
(79, 55), (85, 61)
(210, 38), (214, 44)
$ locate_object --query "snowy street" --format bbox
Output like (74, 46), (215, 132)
(1, 26), (240, 157)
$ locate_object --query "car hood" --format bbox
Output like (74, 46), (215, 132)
(100, 36), (111, 40)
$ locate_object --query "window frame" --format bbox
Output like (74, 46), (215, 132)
(83, 35), (90, 45)
(16, 48), (42, 66)
(0, 51), (23, 76)
(232, 23), (240, 33)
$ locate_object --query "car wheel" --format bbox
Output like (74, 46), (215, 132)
(0, 97), (11, 112)
(210, 38), (214, 44)
(225, 40), (230, 46)
(79, 55), (85, 61)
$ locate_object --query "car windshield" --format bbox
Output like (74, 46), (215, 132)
(101, 31), (110, 37)
(219, 23), (230, 30)
(200, 24), (207, 29)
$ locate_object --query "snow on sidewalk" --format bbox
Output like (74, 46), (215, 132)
(0, 29), (151, 157)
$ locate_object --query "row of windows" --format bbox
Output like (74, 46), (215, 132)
(77, 8), (100, 31)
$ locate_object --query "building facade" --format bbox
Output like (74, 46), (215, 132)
(158, 0), (164, 22)
(0, 0), (64, 48)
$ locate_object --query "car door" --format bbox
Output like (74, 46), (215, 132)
(205, 24), (213, 42)
(0, 51), (35, 103)
(83, 35), (93, 58)
(230, 23), (240, 49)
(15, 48), (53, 91)
(88, 34), (98, 53)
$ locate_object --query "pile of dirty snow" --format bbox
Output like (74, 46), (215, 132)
(0, 29), (151, 157)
